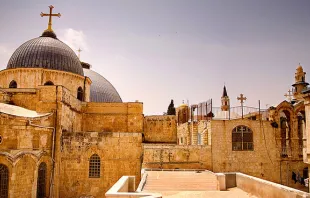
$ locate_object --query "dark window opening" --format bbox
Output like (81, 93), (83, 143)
(232, 125), (253, 151)
(89, 154), (100, 178)
(9, 80), (17, 88)
(37, 162), (46, 198)
(0, 164), (8, 198)
(77, 87), (84, 101)
(44, 81), (54, 86)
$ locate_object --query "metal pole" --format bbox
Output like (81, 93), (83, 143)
(259, 100), (261, 121)
(241, 103), (244, 119)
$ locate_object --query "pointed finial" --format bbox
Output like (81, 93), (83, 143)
(77, 48), (82, 60)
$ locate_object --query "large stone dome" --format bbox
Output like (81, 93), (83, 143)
(7, 31), (84, 76)
(83, 67), (122, 103)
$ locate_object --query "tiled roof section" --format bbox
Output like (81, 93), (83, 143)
(83, 68), (122, 103)
(7, 37), (84, 76)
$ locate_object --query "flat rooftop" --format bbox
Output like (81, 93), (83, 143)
(142, 170), (257, 198)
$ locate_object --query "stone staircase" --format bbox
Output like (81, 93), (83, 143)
(142, 170), (218, 192)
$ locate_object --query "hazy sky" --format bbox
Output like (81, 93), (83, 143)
(0, 0), (309, 115)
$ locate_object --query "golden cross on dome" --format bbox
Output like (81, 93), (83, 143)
(77, 48), (82, 60)
(284, 89), (293, 102)
(40, 5), (61, 31)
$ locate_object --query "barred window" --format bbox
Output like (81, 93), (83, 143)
(89, 154), (100, 178)
(232, 125), (253, 151)
(0, 164), (8, 198)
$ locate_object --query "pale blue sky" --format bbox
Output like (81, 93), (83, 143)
(0, 0), (309, 115)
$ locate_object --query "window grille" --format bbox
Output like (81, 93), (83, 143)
(89, 154), (100, 178)
(232, 125), (253, 151)
(0, 164), (8, 198)
(37, 162), (46, 198)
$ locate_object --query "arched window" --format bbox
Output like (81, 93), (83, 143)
(44, 81), (54, 86)
(232, 125), (253, 151)
(36, 162), (46, 198)
(77, 87), (84, 101)
(0, 164), (9, 198)
(9, 80), (17, 88)
(89, 154), (100, 178)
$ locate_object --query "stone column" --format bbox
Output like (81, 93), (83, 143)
(302, 93), (310, 192)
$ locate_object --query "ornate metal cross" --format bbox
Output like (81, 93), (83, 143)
(284, 90), (293, 102)
(237, 94), (247, 105)
(40, 5), (61, 31)
(237, 94), (247, 119)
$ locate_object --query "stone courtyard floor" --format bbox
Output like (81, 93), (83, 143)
(160, 188), (257, 198)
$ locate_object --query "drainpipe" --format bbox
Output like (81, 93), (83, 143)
(28, 85), (58, 197)
(83, 77), (86, 101)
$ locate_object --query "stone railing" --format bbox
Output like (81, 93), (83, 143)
(224, 172), (310, 198)
(105, 176), (162, 198)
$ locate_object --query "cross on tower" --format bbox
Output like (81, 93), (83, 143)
(284, 90), (293, 102)
(40, 5), (61, 31)
(237, 94), (247, 119)
(77, 48), (82, 60)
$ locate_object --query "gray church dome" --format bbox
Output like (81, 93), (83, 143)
(7, 31), (84, 76)
(82, 63), (122, 103)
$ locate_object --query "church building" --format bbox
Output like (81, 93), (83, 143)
(1, 5), (310, 198)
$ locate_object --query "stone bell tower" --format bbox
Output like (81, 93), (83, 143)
(221, 85), (230, 111)
(292, 64), (309, 100)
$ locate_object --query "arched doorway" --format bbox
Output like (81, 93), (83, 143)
(280, 110), (291, 157)
(0, 164), (9, 198)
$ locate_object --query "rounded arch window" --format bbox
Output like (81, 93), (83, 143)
(77, 87), (84, 101)
(89, 154), (100, 178)
(9, 80), (17, 88)
(232, 125), (253, 151)
(44, 81), (54, 86)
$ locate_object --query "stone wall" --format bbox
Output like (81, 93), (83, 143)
(143, 115), (177, 143)
(82, 103), (144, 133)
(0, 68), (91, 102)
(142, 144), (212, 170)
(177, 123), (190, 145)
(198, 120), (211, 145)
(210, 119), (306, 190)
(0, 114), (53, 150)
(59, 131), (143, 198)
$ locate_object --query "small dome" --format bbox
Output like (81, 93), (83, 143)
(179, 103), (188, 108)
(7, 32), (84, 76)
(83, 68), (122, 103)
